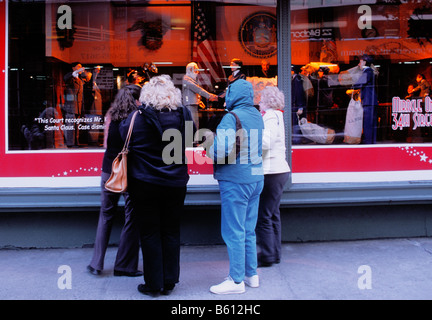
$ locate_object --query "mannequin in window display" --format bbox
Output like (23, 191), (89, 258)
(83, 66), (102, 115)
(405, 84), (415, 99)
(21, 104), (61, 150)
(83, 66), (103, 146)
(408, 73), (430, 101)
(142, 62), (158, 83)
(259, 59), (276, 78)
(182, 62), (218, 129)
(353, 54), (378, 144)
(217, 58), (247, 106)
(291, 65), (307, 144)
(316, 66), (334, 126)
(63, 62), (90, 147)
(228, 58), (247, 85)
(300, 65), (315, 111)
(126, 69), (146, 92)
(406, 74), (430, 143)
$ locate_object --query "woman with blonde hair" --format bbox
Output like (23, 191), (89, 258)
(256, 86), (290, 268)
(119, 75), (195, 297)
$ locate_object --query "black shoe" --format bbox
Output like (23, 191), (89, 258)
(137, 284), (160, 297)
(161, 283), (175, 296)
(258, 261), (273, 268)
(87, 265), (101, 275)
(114, 270), (143, 277)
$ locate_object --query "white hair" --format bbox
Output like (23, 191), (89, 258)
(186, 62), (198, 79)
(139, 75), (182, 111)
(259, 86), (285, 111)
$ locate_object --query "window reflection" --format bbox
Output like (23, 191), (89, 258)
(8, 0), (432, 152)
(8, 0), (277, 151)
(291, 2), (432, 145)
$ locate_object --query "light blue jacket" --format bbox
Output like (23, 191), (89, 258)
(209, 79), (264, 183)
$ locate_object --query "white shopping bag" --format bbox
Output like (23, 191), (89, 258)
(344, 97), (363, 144)
(298, 117), (335, 144)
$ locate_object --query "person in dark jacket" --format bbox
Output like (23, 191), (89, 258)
(218, 58), (247, 103)
(228, 58), (247, 84)
(63, 62), (90, 147)
(291, 65), (306, 144)
(353, 54), (378, 144)
(87, 85), (142, 277)
(119, 75), (195, 297)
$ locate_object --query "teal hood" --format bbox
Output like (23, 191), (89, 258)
(225, 79), (254, 111)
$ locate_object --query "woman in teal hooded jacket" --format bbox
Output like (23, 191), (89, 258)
(207, 79), (264, 294)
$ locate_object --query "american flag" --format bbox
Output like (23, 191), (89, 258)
(192, 2), (226, 90)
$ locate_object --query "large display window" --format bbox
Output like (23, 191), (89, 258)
(3, 0), (277, 187)
(290, 0), (432, 182)
(291, 1), (432, 146)
(1, 0), (432, 188)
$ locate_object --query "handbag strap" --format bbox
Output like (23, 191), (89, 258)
(228, 111), (242, 131)
(228, 111), (243, 160)
(122, 110), (139, 152)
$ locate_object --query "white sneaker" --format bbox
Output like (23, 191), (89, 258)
(210, 276), (245, 294)
(244, 275), (259, 288)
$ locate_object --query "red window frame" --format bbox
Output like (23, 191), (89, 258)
(1, 1), (431, 183)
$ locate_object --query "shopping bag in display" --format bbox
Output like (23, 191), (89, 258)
(298, 117), (335, 144)
(344, 98), (363, 144)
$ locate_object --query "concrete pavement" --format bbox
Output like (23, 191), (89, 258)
(1, 237), (432, 301)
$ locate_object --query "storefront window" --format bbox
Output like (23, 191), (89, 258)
(8, 0), (277, 152)
(291, 0), (432, 145)
(6, 0), (432, 186)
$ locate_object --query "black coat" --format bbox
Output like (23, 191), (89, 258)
(119, 105), (195, 187)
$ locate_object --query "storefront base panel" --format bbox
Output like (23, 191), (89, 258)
(1, 204), (432, 248)
(281, 204), (432, 243)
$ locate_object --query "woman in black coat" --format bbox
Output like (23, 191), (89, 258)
(119, 75), (195, 297)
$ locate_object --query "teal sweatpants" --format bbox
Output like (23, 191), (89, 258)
(219, 180), (264, 283)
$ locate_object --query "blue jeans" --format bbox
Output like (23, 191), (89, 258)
(219, 180), (264, 283)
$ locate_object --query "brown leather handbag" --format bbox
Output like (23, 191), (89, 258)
(105, 110), (139, 193)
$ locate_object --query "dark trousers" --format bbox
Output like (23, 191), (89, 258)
(128, 179), (186, 291)
(256, 172), (290, 264)
(363, 105), (377, 144)
(89, 172), (140, 272)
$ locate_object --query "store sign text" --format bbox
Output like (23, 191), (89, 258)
(291, 28), (333, 41)
(392, 96), (432, 130)
(34, 116), (105, 132)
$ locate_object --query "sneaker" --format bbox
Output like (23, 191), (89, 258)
(210, 276), (245, 295)
(244, 275), (259, 288)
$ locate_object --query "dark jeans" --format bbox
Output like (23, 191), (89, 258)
(89, 172), (140, 272)
(256, 172), (290, 264)
(128, 178), (187, 290)
(363, 105), (377, 144)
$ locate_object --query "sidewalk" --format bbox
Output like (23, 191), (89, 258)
(1, 237), (432, 300)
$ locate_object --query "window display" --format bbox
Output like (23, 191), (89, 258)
(8, 0), (277, 153)
(290, 1), (432, 145)
(2, 0), (432, 186)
